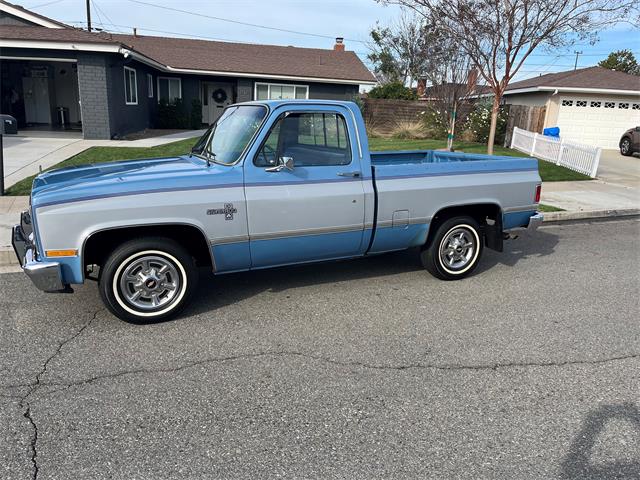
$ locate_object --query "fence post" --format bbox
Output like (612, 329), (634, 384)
(531, 132), (538, 156)
(556, 139), (564, 166)
(510, 127), (517, 149)
(0, 133), (4, 196)
(590, 147), (602, 178)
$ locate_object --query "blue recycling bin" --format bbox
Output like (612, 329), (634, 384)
(543, 126), (560, 138)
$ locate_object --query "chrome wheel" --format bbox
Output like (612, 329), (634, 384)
(620, 139), (630, 155)
(439, 226), (477, 271)
(118, 254), (181, 311)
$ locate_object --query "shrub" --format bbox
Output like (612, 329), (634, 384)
(190, 99), (203, 129)
(390, 120), (428, 139)
(464, 100), (508, 145)
(419, 109), (448, 140)
(368, 81), (418, 100)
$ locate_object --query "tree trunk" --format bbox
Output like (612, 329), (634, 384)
(486, 94), (502, 155)
(447, 102), (457, 151)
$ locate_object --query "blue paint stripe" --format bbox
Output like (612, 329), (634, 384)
(34, 167), (536, 209)
(34, 183), (244, 209)
(374, 168), (537, 181)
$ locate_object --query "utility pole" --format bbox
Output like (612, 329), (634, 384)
(86, 0), (92, 32)
(574, 51), (583, 70)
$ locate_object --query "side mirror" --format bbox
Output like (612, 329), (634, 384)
(266, 156), (294, 172)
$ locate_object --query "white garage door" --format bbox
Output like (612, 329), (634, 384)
(556, 96), (640, 149)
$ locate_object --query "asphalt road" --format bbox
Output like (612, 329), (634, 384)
(1, 218), (639, 479)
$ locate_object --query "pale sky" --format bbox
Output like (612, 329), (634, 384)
(22, 0), (640, 83)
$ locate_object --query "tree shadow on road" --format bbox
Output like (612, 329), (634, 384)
(560, 403), (640, 479)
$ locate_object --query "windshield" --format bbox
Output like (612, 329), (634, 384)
(200, 105), (267, 165)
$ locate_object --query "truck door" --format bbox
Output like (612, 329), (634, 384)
(244, 105), (366, 268)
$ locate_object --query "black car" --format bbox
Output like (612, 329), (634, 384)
(619, 127), (640, 156)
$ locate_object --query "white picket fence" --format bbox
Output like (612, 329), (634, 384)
(510, 127), (601, 178)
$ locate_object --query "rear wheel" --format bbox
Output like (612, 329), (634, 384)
(421, 216), (483, 280)
(99, 237), (198, 322)
(620, 138), (633, 156)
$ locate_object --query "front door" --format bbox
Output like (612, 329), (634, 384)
(244, 105), (366, 268)
(22, 76), (51, 124)
(202, 82), (233, 125)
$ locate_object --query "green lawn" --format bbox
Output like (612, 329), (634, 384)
(368, 137), (591, 182)
(538, 204), (565, 212)
(5, 135), (589, 196)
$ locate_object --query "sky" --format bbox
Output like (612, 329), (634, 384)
(21, 0), (640, 86)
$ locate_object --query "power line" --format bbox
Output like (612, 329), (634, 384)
(123, 0), (367, 44)
(91, 0), (124, 33)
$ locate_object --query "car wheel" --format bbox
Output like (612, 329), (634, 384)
(421, 216), (483, 280)
(620, 138), (633, 156)
(99, 237), (198, 322)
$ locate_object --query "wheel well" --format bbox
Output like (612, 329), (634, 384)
(83, 224), (213, 272)
(426, 203), (503, 251)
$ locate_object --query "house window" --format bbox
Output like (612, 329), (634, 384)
(147, 73), (153, 98)
(590, 101), (601, 108)
(633, 104), (640, 110)
(618, 102), (629, 109)
(561, 100), (573, 106)
(576, 100), (587, 107)
(157, 77), (182, 103)
(124, 66), (137, 105)
(604, 102), (615, 108)
(255, 82), (308, 100)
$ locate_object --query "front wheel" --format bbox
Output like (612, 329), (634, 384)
(620, 138), (633, 156)
(421, 216), (483, 280)
(99, 237), (198, 322)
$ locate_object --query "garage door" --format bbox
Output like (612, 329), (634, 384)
(556, 96), (640, 149)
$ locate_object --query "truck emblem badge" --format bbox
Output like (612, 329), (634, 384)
(207, 203), (237, 220)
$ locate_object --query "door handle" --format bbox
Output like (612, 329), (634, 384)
(337, 171), (361, 177)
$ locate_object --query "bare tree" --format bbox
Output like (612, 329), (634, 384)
(421, 28), (477, 149)
(367, 11), (430, 86)
(382, 0), (639, 153)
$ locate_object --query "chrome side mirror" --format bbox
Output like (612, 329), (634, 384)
(266, 156), (294, 172)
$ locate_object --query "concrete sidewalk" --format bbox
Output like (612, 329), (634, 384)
(541, 149), (639, 212)
(2, 129), (205, 188)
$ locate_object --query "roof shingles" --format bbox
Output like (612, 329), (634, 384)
(0, 25), (375, 83)
(506, 66), (640, 92)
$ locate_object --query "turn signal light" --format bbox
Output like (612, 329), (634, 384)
(45, 249), (78, 258)
(534, 184), (541, 203)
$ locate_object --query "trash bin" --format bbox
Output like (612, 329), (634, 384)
(543, 126), (560, 138)
(0, 114), (18, 134)
(57, 106), (70, 128)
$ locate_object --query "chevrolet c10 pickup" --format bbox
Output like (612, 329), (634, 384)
(13, 100), (543, 322)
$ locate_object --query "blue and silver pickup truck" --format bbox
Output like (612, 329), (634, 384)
(13, 100), (542, 321)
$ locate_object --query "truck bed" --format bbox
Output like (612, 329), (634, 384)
(370, 149), (530, 166)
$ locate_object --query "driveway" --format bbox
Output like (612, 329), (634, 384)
(1, 132), (85, 188)
(1, 218), (639, 479)
(541, 149), (640, 211)
(1, 130), (205, 189)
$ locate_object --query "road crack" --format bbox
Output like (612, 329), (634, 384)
(17, 308), (102, 480)
(35, 350), (640, 395)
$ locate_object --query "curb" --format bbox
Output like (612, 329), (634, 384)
(0, 247), (17, 267)
(542, 208), (640, 223)
(0, 208), (638, 268)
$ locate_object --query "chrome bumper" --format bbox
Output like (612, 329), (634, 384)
(12, 223), (66, 293)
(527, 212), (544, 230)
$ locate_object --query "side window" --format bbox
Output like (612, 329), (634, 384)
(255, 112), (351, 167)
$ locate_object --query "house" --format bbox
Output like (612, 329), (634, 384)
(500, 67), (640, 149)
(0, 0), (375, 139)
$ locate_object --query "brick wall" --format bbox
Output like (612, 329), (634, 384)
(363, 98), (474, 135)
(77, 54), (112, 139)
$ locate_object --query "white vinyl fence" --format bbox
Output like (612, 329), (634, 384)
(510, 127), (601, 178)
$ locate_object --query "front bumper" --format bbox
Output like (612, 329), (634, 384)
(12, 220), (66, 293)
(527, 212), (544, 230)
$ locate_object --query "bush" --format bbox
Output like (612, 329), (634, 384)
(390, 120), (428, 139)
(368, 81), (417, 100)
(156, 98), (203, 129)
(419, 109), (448, 140)
(190, 99), (203, 129)
(463, 100), (507, 145)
